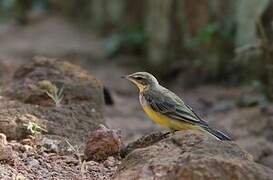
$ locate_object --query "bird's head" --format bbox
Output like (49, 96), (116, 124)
(122, 72), (159, 92)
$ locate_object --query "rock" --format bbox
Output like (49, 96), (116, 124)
(0, 112), (44, 141)
(0, 57), (105, 144)
(8, 140), (34, 154)
(0, 133), (8, 145)
(39, 135), (84, 154)
(12, 174), (26, 180)
(0, 146), (15, 164)
(209, 108), (273, 168)
(84, 125), (122, 162)
(25, 158), (40, 167)
(103, 156), (118, 167)
(115, 130), (273, 180)
(120, 131), (170, 158)
(40, 137), (60, 153)
(22, 145), (34, 153)
(0, 133), (15, 163)
(9, 141), (23, 152)
(21, 138), (34, 146)
(4, 56), (104, 109)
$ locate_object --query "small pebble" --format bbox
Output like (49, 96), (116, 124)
(25, 158), (40, 167)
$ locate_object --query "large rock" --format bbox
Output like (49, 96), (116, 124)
(209, 108), (273, 168)
(115, 130), (273, 180)
(1, 57), (105, 145)
(84, 125), (122, 162)
(4, 56), (104, 109)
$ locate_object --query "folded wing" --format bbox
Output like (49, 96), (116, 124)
(143, 92), (208, 127)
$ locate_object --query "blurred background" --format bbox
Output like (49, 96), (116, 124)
(0, 0), (273, 168)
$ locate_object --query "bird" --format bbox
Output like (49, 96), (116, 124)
(122, 72), (231, 141)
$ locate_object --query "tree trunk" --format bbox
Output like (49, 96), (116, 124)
(235, 0), (270, 47)
(145, 0), (184, 68)
(259, 1), (273, 99)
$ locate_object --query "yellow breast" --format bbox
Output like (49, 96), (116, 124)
(142, 104), (198, 131)
(142, 105), (171, 128)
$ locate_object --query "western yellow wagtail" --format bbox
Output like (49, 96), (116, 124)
(123, 72), (231, 141)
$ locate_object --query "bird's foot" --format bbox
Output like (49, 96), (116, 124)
(170, 129), (178, 135)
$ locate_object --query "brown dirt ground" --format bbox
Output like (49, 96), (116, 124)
(0, 15), (272, 178)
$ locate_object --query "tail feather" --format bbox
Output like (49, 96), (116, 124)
(202, 126), (231, 141)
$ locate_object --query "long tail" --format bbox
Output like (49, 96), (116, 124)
(201, 126), (231, 141)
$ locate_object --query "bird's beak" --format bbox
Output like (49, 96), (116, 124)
(122, 74), (143, 91)
(121, 75), (131, 80)
(122, 74), (137, 85)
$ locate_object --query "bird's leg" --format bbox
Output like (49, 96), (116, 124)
(170, 129), (178, 135)
(163, 131), (171, 136)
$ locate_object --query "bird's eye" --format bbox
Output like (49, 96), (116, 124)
(135, 76), (143, 80)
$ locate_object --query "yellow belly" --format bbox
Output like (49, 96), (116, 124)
(142, 105), (198, 130)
